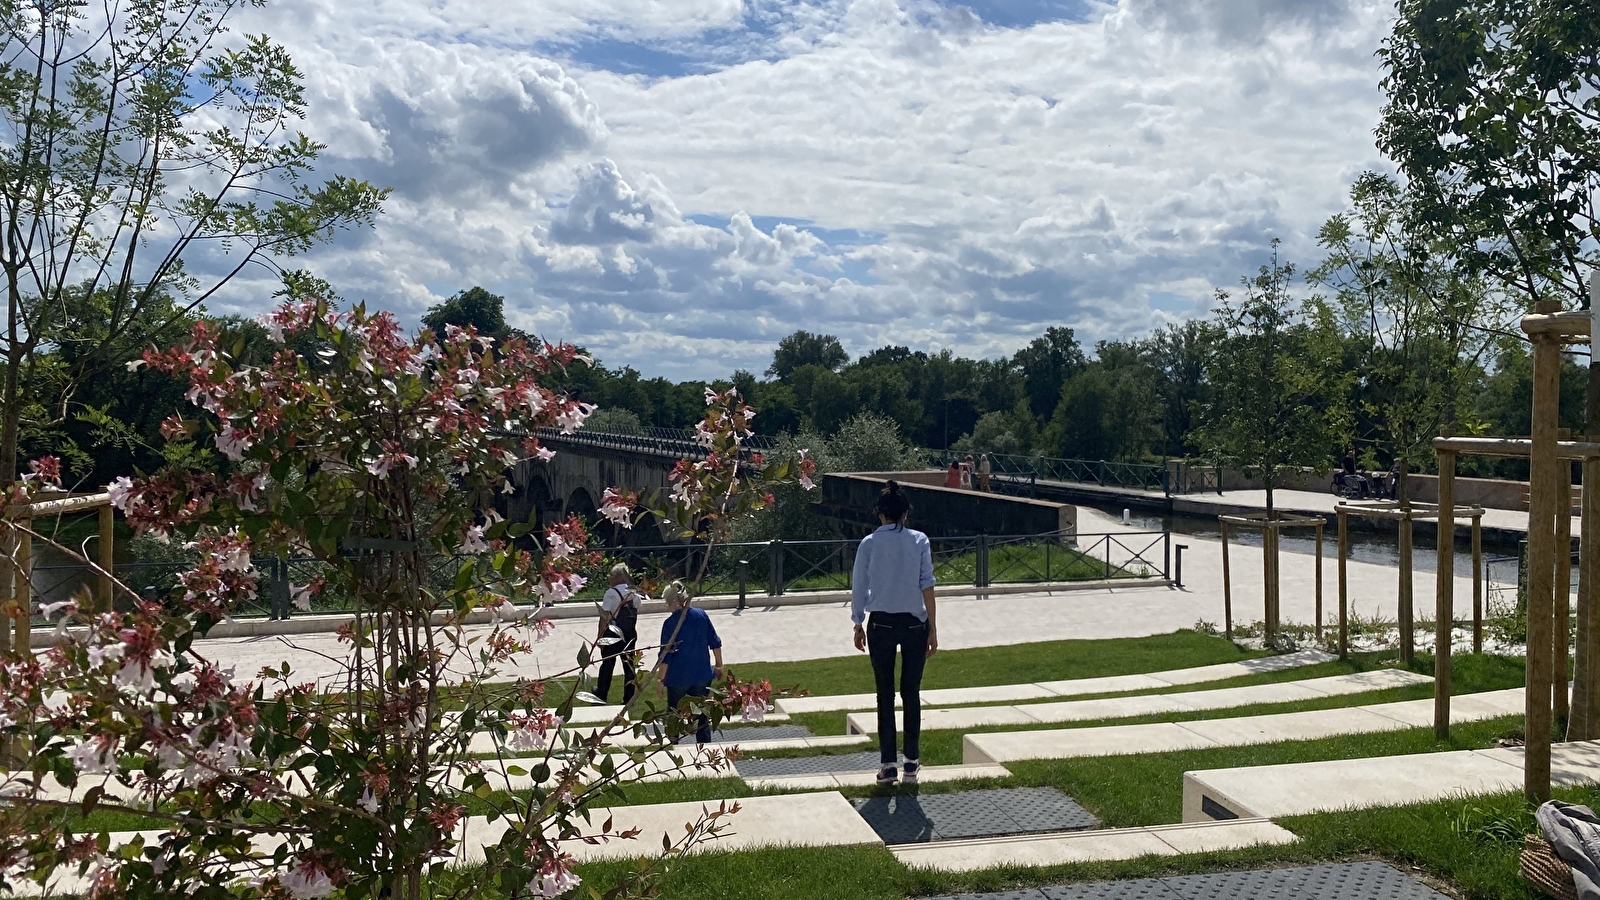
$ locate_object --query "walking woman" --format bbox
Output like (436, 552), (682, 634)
(851, 480), (938, 785)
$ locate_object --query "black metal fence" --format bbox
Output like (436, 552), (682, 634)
(34, 530), (1170, 622)
(920, 448), (1169, 494)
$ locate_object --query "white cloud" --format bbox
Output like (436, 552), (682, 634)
(207, 0), (1395, 379)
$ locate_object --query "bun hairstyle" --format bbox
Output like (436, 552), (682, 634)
(875, 480), (912, 525)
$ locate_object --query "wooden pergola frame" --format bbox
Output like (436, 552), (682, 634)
(1218, 512), (1325, 647)
(1506, 302), (1600, 802)
(1, 490), (114, 658)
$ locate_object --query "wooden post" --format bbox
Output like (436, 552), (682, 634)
(1558, 463), (1575, 726)
(1576, 458), (1598, 740)
(14, 522), (30, 660)
(1338, 509), (1349, 660)
(1526, 325), (1562, 803)
(97, 504), (113, 614)
(1221, 519), (1233, 641)
(1262, 521), (1275, 648)
(1315, 520), (1324, 641)
(1435, 449), (1456, 740)
(1399, 510), (1415, 664)
(1472, 513), (1484, 655)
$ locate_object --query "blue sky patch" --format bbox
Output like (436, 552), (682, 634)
(945, 0), (1098, 29)
(550, 37), (704, 78)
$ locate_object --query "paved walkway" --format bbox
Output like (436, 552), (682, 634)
(179, 505), (1521, 685)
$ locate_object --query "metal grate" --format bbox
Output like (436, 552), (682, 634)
(928, 861), (1449, 900)
(851, 787), (1098, 844)
(735, 751), (884, 778)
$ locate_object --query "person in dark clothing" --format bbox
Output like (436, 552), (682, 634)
(655, 581), (723, 745)
(595, 564), (641, 704)
(851, 480), (938, 786)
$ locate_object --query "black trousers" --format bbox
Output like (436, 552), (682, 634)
(595, 626), (637, 704)
(867, 611), (928, 765)
(666, 683), (713, 744)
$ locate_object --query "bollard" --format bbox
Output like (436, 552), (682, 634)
(737, 559), (749, 611)
(1174, 544), (1188, 589)
(1122, 508), (1131, 526)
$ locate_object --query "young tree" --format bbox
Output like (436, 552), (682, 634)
(0, 0), (386, 480)
(1309, 172), (1508, 499)
(1199, 241), (1348, 517)
(0, 296), (794, 899)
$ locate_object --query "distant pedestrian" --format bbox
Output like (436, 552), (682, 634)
(959, 455), (974, 490)
(595, 563), (642, 704)
(944, 461), (961, 489)
(978, 453), (992, 492)
(655, 581), (722, 745)
(851, 480), (938, 786)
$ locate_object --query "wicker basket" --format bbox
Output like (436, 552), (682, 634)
(1522, 834), (1580, 900)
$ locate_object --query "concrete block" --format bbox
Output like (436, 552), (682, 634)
(892, 826), (1176, 871)
(964, 722), (1216, 765)
(746, 763), (1011, 791)
(1146, 818), (1299, 855)
(562, 790), (883, 861)
(1173, 707), (1405, 746)
(1033, 673), (1171, 696)
(1294, 669), (1433, 695)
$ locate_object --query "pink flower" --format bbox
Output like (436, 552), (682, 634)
(598, 488), (635, 529)
(533, 618), (556, 642)
(25, 455), (61, 486)
(537, 446), (557, 461)
(107, 476), (135, 511)
(214, 424), (253, 461)
(280, 859), (336, 899)
(461, 525), (490, 555)
(536, 852), (582, 897)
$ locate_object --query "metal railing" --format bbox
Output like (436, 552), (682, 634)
(922, 449), (1170, 494)
(35, 530), (1170, 622)
(529, 426), (779, 457)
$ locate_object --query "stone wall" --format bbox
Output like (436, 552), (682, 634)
(818, 472), (1076, 537)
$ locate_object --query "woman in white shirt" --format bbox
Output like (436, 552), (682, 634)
(850, 481), (938, 786)
(596, 563), (641, 704)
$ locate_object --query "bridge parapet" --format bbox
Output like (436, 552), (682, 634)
(818, 472), (1076, 538)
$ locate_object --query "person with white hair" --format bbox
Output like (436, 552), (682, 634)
(654, 580), (723, 745)
(595, 563), (642, 704)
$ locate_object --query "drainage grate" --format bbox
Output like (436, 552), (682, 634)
(924, 861), (1449, 900)
(675, 723), (813, 745)
(735, 751), (884, 778)
(851, 787), (1098, 844)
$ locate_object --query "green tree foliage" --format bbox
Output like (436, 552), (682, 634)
(1043, 342), (1160, 462)
(1378, 0), (1600, 307)
(1015, 326), (1088, 422)
(1198, 242), (1350, 515)
(0, 0), (387, 480)
(1144, 321), (1221, 458)
(1309, 172), (1508, 496)
(766, 330), (849, 379)
(421, 286), (517, 339)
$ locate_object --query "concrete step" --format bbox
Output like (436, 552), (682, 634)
(745, 763), (1012, 791)
(963, 688), (1526, 763)
(466, 728), (868, 754)
(891, 818), (1298, 872)
(846, 668), (1431, 735)
(1182, 739), (1600, 823)
(775, 650), (1333, 714)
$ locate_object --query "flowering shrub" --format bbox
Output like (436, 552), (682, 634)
(0, 297), (800, 899)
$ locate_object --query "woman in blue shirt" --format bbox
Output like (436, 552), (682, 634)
(851, 480), (938, 785)
(655, 580), (723, 744)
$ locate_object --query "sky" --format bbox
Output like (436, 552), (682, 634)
(218, 0), (1396, 381)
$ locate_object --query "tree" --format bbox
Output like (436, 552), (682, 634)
(1378, 0), (1600, 311)
(766, 330), (848, 381)
(0, 0), (386, 481)
(421, 287), (514, 339)
(1014, 326), (1087, 422)
(1043, 344), (1159, 463)
(4, 296), (801, 898)
(1141, 321), (1221, 458)
(1309, 172), (1507, 499)
(1198, 242), (1348, 517)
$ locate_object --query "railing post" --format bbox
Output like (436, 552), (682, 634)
(769, 541), (784, 597)
(737, 559), (749, 611)
(1175, 544), (1187, 589)
(1164, 532), (1171, 580)
(977, 535), (989, 588)
(1097, 460), (1107, 485)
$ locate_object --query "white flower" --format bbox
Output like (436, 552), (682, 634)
(461, 526), (490, 555)
(37, 600), (74, 619)
(800, 475), (815, 491)
(124, 358), (145, 372)
(547, 533), (571, 560)
(290, 583), (315, 613)
(68, 738), (115, 775)
(359, 788), (379, 813)
(114, 659), (156, 695)
(214, 424), (252, 462)
(107, 476), (135, 511)
(555, 402), (596, 434)
(87, 641), (125, 668)
(281, 861), (336, 899)
(537, 446), (556, 461)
